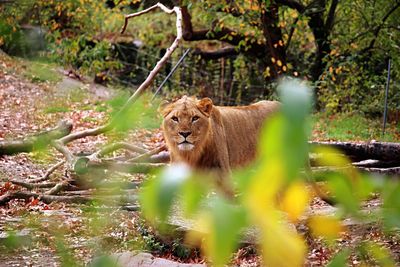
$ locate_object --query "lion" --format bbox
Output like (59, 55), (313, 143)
(159, 96), (280, 176)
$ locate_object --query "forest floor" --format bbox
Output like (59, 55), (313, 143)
(1, 54), (400, 267)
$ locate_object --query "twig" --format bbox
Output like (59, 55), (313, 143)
(0, 121), (72, 155)
(128, 145), (167, 163)
(89, 142), (148, 161)
(121, 3), (176, 34)
(28, 160), (66, 183)
(52, 140), (75, 164)
(9, 180), (57, 189)
(45, 181), (70, 195)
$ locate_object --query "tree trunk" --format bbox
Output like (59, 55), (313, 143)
(259, 0), (287, 79)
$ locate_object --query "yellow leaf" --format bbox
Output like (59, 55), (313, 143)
(245, 159), (284, 219)
(280, 182), (310, 222)
(262, 216), (306, 267)
(271, 57), (276, 63)
(308, 215), (344, 241)
(277, 60), (283, 67)
(282, 65), (287, 72)
(313, 147), (351, 167)
(264, 66), (271, 77)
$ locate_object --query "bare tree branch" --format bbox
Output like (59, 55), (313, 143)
(45, 181), (70, 195)
(128, 145), (167, 163)
(88, 142), (149, 161)
(28, 160), (65, 183)
(0, 121), (72, 155)
(9, 180), (58, 189)
(52, 3), (183, 167)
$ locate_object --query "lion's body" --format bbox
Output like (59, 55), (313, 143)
(160, 96), (280, 174)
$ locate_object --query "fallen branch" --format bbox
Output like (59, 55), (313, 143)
(45, 181), (71, 195)
(28, 160), (66, 183)
(89, 142), (148, 161)
(0, 121), (72, 155)
(9, 180), (57, 189)
(128, 145), (167, 163)
(148, 151), (170, 163)
(87, 161), (167, 174)
(358, 166), (400, 175)
(0, 191), (91, 205)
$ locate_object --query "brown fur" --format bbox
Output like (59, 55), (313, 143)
(160, 96), (280, 174)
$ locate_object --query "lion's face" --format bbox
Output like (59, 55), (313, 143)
(160, 96), (213, 153)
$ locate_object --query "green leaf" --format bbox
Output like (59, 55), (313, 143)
(278, 79), (313, 181)
(363, 241), (395, 267)
(326, 172), (360, 215)
(180, 175), (209, 217)
(206, 197), (247, 267)
(382, 181), (400, 230)
(140, 164), (191, 225)
(259, 79), (312, 182)
(326, 249), (350, 267)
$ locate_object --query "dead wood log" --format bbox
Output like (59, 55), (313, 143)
(358, 166), (400, 175)
(0, 121), (72, 155)
(311, 166), (400, 176)
(310, 141), (400, 162)
(9, 180), (58, 189)
(0, 191), (91, 205)
(86, 161), (167, 174)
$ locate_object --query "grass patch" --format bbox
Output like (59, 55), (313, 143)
(22, 59), (61, 83)
(44, 106), (70, 114)
(312, 112), (400, 142)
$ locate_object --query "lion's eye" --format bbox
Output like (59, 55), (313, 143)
(171, 116), (179, 122)
(192, 116), (200, 122)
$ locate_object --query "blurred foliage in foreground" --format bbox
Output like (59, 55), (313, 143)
(140, 79), (399, 266)
(0, 0), (399, 113)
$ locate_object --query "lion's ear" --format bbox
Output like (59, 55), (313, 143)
(197, 97), (213, 117)
(158, 100), (171, 117)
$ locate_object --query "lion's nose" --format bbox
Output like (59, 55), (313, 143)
(179, 131), (192, 138)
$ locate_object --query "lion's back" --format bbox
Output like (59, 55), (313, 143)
(215, 101), (280, 168)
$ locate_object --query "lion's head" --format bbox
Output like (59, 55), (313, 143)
(159, 96), (213, 155)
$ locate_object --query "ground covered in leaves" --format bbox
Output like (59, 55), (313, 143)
(1, 53), (400, 266)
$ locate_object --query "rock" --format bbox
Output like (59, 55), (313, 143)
(99, 251), (205, 267)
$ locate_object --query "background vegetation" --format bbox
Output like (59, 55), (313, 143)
(1, 0), (399, 112)
(1, 1), (400, 266)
